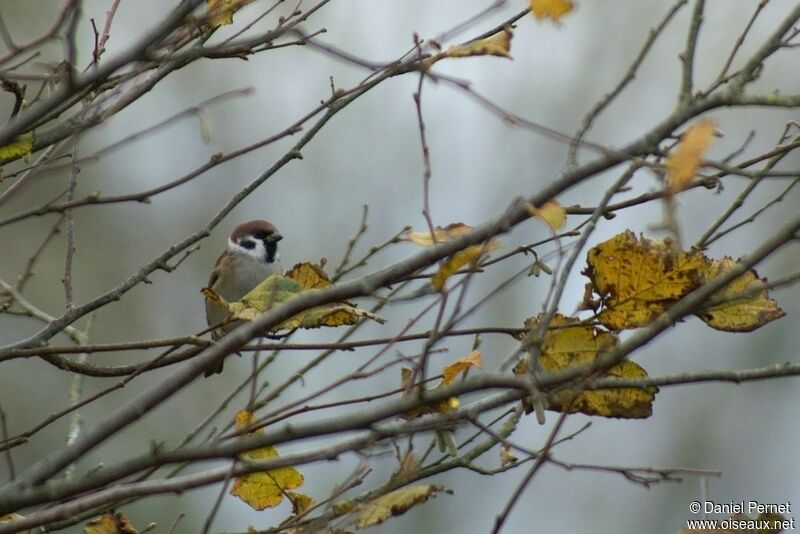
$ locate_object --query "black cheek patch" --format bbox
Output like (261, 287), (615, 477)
(240, 239), (256, 250)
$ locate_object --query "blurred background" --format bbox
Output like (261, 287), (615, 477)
(0, 0), (798, 532)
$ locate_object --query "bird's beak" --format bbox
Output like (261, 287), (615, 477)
(267, 233), (283, 244)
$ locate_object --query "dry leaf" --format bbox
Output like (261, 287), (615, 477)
(526, 200), (566, 230)
(404, 223), (472, 246)
(333, 499), (358, 517)
(530, 0), (575, 22)
(0, 514), (30, 534)
(500, 444), (518, 466)
(288, 491), (315, 516)
(285, 262), (332, 290)
(441, 350), (482, 384)
(697, 257), (785, 332)
(404, 223), (500, 290)
(202, 262), (384, 331)
(667, 118), (716, 193)
(0, 132), (34, 164)
(444, 28), (513, 59)
(585, 231), (707, 330)
(400, 352), (482, 419)
(84, 512), (139, 534)
(230, 410), (306, 511)
(432, 241), (500, 291)
(520, 314), (657, 418)
(389, 451), (419, 485)
(423, 30), (513, 69)
(355, 485), (448, 528)
(399, 367), (429, 419)
(584, 231), (784, 332)
(207, 0), (251, 27)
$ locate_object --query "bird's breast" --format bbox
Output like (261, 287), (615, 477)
(218, 256), (283, 301)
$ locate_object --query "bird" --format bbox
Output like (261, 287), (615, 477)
(204, 219), (283, 376)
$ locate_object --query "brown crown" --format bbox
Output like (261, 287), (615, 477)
(230, 220), (279, 242)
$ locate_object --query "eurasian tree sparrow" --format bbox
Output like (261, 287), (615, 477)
(204, 219), (283, 376)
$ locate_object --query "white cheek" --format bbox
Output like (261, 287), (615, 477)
(227, 238), (267, 260)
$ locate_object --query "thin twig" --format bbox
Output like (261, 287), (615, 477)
(695, 133), (800, 248)
(413, 34), (436, 239)
(0, 143), (61, 207)
(201, 461), (235, 534)
(332, 204), (369, 280)
(679, 0), (706, 104)
(567, 0), (688, 166)
(93, 0), (123, 65)
(703, 0), (769, 96)
(0, 404), (14, 480)
(62, 111), (83, 310)
(14, 216), (65, 292)
(492, 414), (568, 534)
(63, 315), (95, 481)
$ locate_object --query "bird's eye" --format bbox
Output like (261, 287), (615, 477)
(240, 239), (256, 250)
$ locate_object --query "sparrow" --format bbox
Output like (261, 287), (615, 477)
(204, 219), (284, 376)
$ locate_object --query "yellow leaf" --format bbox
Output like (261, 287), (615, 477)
(232, 274), (299, 321)
(585, 231), (785, 333)
(530, 0), (575, 22)
(400, 351), (483, 419)
(585, 231), (707, 330)
(201, 286), (226, 308)
(0, 131), (34, 164)
(207, 0), (251, 27)
(399, 367), (426, 419)
(444, 28), (513, 59)
(203, 263), (384, 330)
(230, 410), (305, 511)
(404, 223), (472, 246)
(500, 443), (518, 466)
(520, 314), (657, 418)
(288, 491), (315, 516)
(389, 451), (419, 485)
(285, 262), (332, 290)
(526, 200), (566, 230)
(667, 118), (716, 193)
(355, 485), (448, 528)
(441, 350), (482, 385)
(400, 366), (415, 392)
(432, 241), (500, 291)
(84, 512), (139, 534)
(280, 302), (385, 329)
(0, 513), (30, 534)
(234, 409), (260, 430)
(696, 257), (785, 332)
(230, 459), (304, 511)
(332, 499), (358, 517)
(548, 360), (655, 418)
